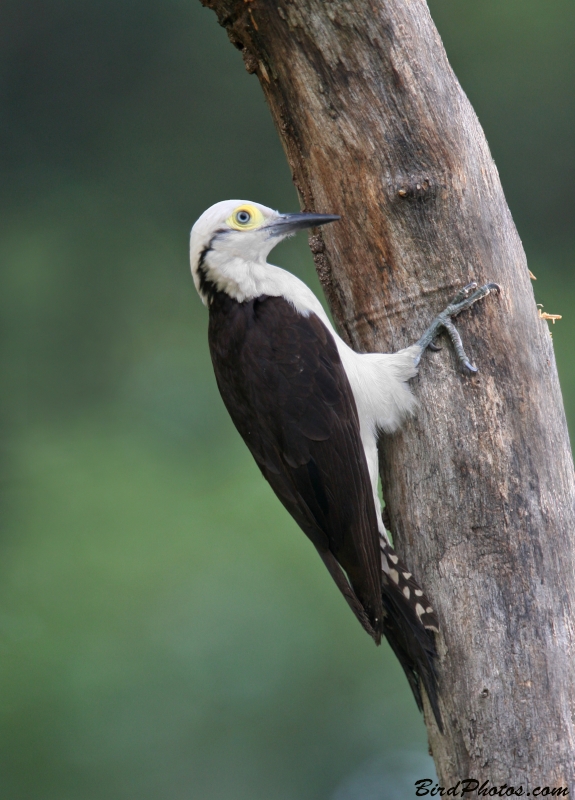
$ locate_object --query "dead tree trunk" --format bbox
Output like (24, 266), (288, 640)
(200, 0), (575, 787)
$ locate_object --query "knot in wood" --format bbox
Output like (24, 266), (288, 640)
(396, 178), (434, 201)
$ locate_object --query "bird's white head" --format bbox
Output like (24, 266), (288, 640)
(190, 199), (339, 305)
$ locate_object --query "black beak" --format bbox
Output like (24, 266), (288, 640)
(266, 212), (340, 237)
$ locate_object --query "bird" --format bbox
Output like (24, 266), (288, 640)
(190, 199), (499, 730)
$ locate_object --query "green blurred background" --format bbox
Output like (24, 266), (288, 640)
(1, 1), (573, 797)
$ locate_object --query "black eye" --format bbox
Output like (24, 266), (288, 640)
(237, 210), (251, 224)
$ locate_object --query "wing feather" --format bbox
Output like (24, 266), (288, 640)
(208, 292), (384, 638)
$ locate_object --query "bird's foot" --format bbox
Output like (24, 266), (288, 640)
(415, 281), (500, 373)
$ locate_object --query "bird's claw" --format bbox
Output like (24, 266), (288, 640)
(415, 281), (500, 372)
(449, 281), (478, 305)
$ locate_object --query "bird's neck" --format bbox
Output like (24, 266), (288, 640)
(198, 249), (271, 304)
(196, 249), (331, 333)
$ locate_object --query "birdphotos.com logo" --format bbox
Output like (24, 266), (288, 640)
(414, 778), (569, 796)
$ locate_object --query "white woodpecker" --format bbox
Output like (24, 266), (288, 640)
(190, 199), (499, 730)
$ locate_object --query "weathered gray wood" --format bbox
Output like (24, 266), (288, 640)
(200, 0), (575, 787)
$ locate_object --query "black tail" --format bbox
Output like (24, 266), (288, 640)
(380, 541), (443, 732)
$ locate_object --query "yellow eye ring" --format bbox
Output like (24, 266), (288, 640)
(226, 204), (265, 231)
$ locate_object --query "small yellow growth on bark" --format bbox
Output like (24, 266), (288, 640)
(538, 307), (562, 324)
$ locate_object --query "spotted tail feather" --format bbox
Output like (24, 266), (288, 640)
(380, 539), (443, 732)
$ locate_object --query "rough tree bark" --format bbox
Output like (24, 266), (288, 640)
(199, 0), (575, 788)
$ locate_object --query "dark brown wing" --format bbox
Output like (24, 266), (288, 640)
(208, 291), (384, 641)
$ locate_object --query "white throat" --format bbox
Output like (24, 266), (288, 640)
(196, 247), (334, 331)
(198, 248), (276, 304)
